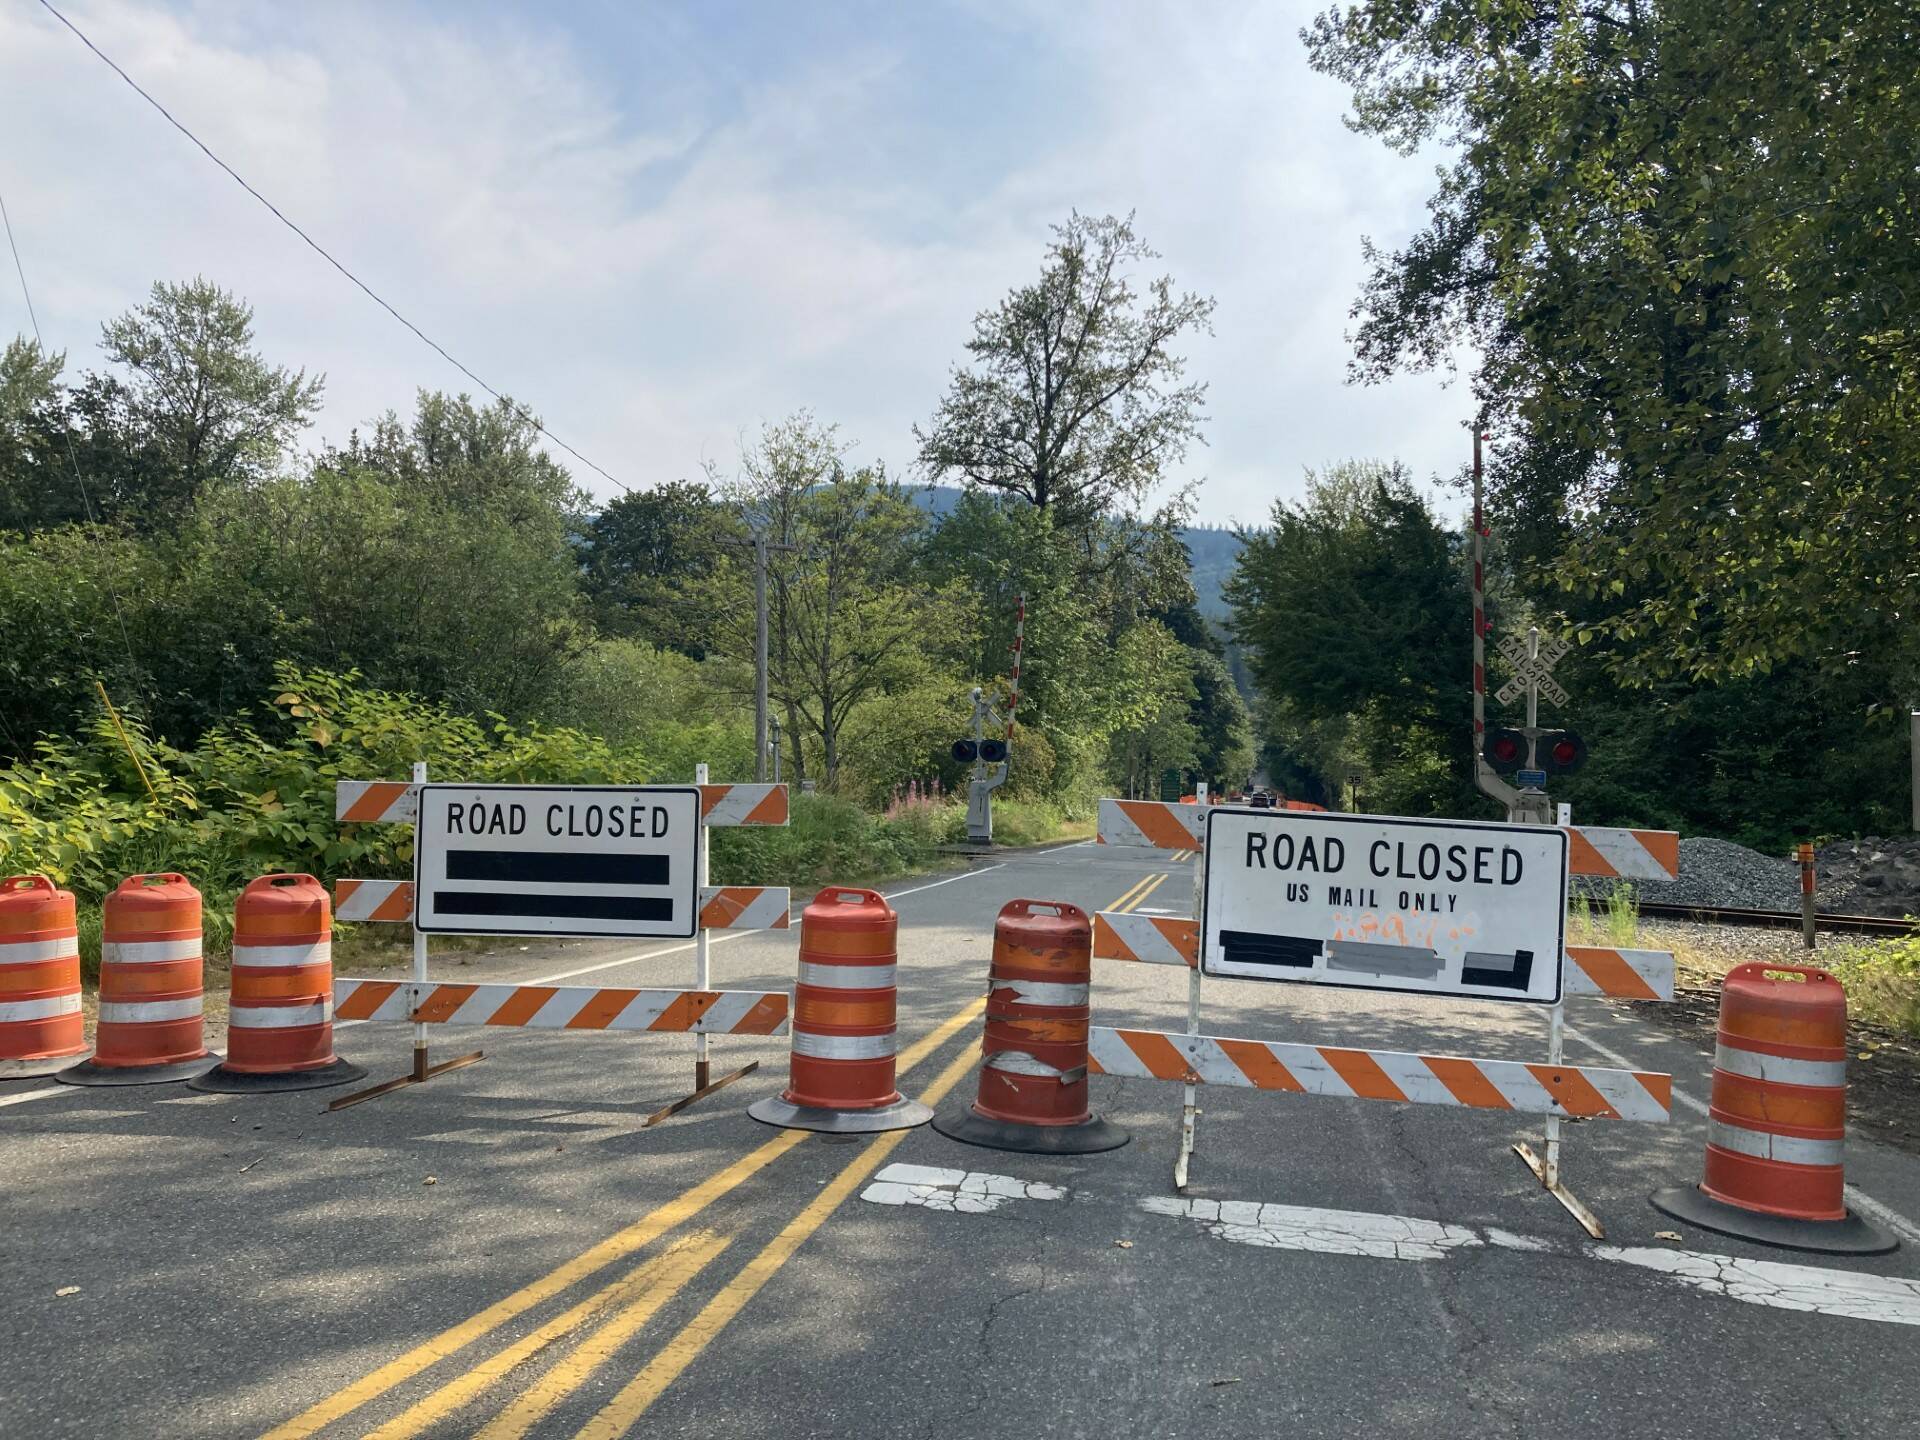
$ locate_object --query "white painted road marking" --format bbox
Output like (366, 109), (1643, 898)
(1139, 1194), (1920, 1328)
(1141, 1196), (1482, 1261)
(861, 1163), (1068, 1213)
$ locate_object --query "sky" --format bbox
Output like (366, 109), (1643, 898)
(0, 0), (1473, 527)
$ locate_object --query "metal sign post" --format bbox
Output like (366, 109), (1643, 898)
(329, 761), (486, 1113)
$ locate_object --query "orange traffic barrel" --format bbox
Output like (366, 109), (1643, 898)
(749, 887), (930, 1133)
(61, 874), (216, 1086)
(0, 876), (89, 1078)
(192, 875), (364, 1094)
(1653, 963), (1893, 1254)
(933, 898), (1126, 1154)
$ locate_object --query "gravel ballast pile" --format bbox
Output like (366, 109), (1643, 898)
(1816, 835), (1920, 918)
(1574, 835), (1801, 909)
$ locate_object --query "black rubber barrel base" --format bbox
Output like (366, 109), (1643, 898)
(0, 1052), (91, 1081)
(932, 1104), (1128, 1155)
(57, 1053), (220, 1087)
(190, 1056), (368, 1094)
(1652, 1184), (1897, 1256)
(748, 1093), (933, 1134)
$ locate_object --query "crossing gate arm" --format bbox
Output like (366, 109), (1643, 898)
(333, 979), (789, 1035)
(1086, 1027), (1670, 1122)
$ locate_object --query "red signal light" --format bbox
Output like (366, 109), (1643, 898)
(1491, 735), (1522, 764)
(1551, 740), (1579, 767)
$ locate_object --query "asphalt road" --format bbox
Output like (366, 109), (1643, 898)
(4, 841), (1919, 1439)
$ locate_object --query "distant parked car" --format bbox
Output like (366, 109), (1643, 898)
(1248, 791), (1274, 809)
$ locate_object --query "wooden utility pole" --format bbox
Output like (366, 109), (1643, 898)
(723, 532), (798, 781)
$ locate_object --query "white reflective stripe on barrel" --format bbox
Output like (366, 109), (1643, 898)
(98, 997), (203, 1024)
(1708, 1118), (1844, 1167)
(101, 938), (201, 966)
(983, 1049), (1076, 1078)
(989, 979), (1090, 1007)
(798, 961), (897, 991)
(791, 1030), (896, 1061)
(1714, 1043), (1846, 1089)
(0, 935), (81, 964)
(231, 940), (333, 969)
(0, 992), (83, 1023)
(229, 998), (332, 1028)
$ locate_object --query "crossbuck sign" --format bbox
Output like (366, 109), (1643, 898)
(1202, 808), (1568, 1004)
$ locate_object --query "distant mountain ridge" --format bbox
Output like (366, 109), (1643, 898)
(907, 484), (1249, 618)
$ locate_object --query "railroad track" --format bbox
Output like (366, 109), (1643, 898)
(1636, 901), (1919, 938)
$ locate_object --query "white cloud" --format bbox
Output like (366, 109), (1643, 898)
(0, 0), (1469, 520)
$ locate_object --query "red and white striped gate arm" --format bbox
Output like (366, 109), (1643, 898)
(1563, 946), (1675, 1002)
(1087, 1027), (1671, 1121)
(336, 781), (418, 824)
(334, 879), (415, 924)
(1096, 799), (1206, 852)
(699, 784), (789, 827)
(1565, 826), (1681, 882)
(333, 880), (791, 932)
(333, 979), (789, 1034)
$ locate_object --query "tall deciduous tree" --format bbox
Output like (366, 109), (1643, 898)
(581, 479), (743, 655)
(917, 213), (1215, 524)
(1305, 1), (1920, 688)
(1227, 462), (1472, 814)
(92, 278), (322, 521)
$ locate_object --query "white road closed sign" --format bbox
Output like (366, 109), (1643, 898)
(413, 785), (701, 938)
(1201, 809), (1567, 1004)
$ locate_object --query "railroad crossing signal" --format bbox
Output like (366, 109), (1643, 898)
(1494, 631), (1569, 707)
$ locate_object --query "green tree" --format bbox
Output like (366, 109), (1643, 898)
(1305, 1), (1920, 688)
(917, 213), (1215, 524)
(0, 338), (91, 532)
(90, 278), (322, 522)
(1227, 462), (1472, 814)
(581, 479), (744, 654)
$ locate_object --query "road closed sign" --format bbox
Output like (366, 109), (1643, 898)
(413, 785), (702, 938)
(1201, 809), (1568, 1003)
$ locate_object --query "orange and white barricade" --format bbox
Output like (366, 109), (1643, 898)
(750, 888), (927, 1133)
(194, 874), (365, 1094)
(1654, 963), (1894, 1254)
(934, 899), (1126, 1153)
(327, 764), (793, 1118)
(0, 876), (88, 1078)
(60, 873), (215, 1086)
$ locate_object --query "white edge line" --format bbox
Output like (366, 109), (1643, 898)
(0, 1083), (79, 1109)
(1565, 1020), (1920, 1250)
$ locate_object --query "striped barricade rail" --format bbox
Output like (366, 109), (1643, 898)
(1565, 826), (1680, 882)
(1096, 799), (1205, 852)
(1563, 946), (1675, 1002)
(334, 979), (789, 1035)
(1093, 911), (1199, 969)
(331, 881), (790, 932)
(1086, 1026), (1671, 1122)
(1096, 912), (1674, 1001)
(699, 783), (789, 827)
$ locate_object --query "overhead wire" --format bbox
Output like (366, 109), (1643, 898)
(33, 0), (636, 496)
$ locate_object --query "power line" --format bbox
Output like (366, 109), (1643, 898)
(35, 0), (635, 496)
(1, 184), (153, 732)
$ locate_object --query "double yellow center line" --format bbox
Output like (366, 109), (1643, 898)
(268, 868), (1159, 1439)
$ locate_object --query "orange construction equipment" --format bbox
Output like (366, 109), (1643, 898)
(60, 873), (216, 1086)
(1654, 963), (1894, 1254)
(933, 898), (1126, 1154)
(749, 887), (930, 1133)
(192, 874), (364, 1094)
(0, 876), (89, 1078)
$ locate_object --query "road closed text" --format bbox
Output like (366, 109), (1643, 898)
(1243, 832), (1526, 887)
(443, 798), (677, 841)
